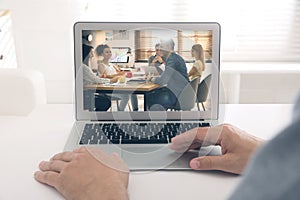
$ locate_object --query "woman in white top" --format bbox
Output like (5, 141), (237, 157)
(96, 44), (125, 78)
(95, 44), (138, 111)
(188, 44), (206, 80)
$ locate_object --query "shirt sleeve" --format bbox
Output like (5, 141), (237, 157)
(153, 57), (175, 85)
(82, 64), (110, 84)
(148, 56), (154, 65)
(228, 92), (300, 200)
(292, 92), (300, 121)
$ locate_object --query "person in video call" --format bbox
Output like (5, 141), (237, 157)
(148, 43), (167, 75)
(95, 44), (138, 111)
(81, 44), (117, 111)
(146, 39), (190, 110)
(96, 44), (126, 78)
(35, 92), (300, 200)
(189, 44), (206, 80)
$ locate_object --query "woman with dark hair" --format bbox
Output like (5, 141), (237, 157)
(81, 44), (115, 111)
(95, 44), (138, 111)
(95, 44), (125, 78)
(82, 44), (94, 66)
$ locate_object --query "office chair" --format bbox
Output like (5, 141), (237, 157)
(196, 74), (212, 111)
(172, 77), (199, 111)
(84, 91), (112, 112)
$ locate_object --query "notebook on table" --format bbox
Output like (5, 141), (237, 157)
(65, 22), (221, 170)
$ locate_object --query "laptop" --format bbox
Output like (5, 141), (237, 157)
(64, 22), (221, 170)
(140, 65), (161, 76)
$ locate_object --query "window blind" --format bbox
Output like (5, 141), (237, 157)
(82, 0), (300, 62)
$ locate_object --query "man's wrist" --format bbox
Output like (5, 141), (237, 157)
(86, 179), (128, 200)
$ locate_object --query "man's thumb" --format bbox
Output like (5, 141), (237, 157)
(190, 156), (224, 170)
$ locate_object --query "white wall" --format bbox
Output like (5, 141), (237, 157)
(221, 63), (300, 104)
(0, 0), (82, 103)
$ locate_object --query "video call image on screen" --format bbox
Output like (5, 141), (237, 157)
(81, 28), (214, 113)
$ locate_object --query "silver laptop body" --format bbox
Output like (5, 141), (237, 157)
(64, 22), (221, 170)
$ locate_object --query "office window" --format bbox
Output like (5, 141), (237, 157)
(0, 10), (17, 68)
(81, 0), (300, 62)
(134, 30), (212, 62)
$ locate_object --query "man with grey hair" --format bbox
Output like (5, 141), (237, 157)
(148, 43), (167, 74)
(146, 39), (189, 110)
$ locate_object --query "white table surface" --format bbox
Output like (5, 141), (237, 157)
(0, 104), (293, 200)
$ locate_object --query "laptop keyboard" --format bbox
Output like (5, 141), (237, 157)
(79, 122), (210, 145)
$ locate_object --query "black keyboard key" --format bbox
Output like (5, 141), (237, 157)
(80, 122), (210, 145)
(90, 138), (98, 144)
(109, 139), (120, 144)
(99, 137), (108, 144)
(121, 138), (168, 144)
(200, 123), (210, 127)
(121, 138), (141, 144)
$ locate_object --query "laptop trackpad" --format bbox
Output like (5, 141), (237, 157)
(121, 145), (221, 170)
(121, 145), (182, 170)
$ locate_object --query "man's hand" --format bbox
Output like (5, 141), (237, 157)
(34, 147), (129, 200)
(169, 124), (265, 174)
(153, 56), (163, 64)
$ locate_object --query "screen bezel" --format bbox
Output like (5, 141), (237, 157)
(74, 22), (221, 121)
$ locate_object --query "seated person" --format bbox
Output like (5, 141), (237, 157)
(147, 39), (189, 110)
(188, 44), (205, 80)
(82, 44), (117, 111)
(96, 45), (126, 78)
(148, 43), (167, 75)
(95, 44), (138, 111)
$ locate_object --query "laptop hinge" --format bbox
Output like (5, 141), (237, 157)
(90, 119), (205, 122)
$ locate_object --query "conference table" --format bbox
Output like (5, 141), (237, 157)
(84, 82), (160, 111)
(0, 104), (293, 199)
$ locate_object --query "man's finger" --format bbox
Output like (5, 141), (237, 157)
(169, 128), (199, 151)
(195, 125), (223, 146)
(34, 171), (59, 188)
(169, 139), (200, 152)
(73, 146), (88, 153)
(190, 156), (225, 171)
(50, 151), (74, 162)
(169, 126), (223, 152)
(39, 160), (67, 173)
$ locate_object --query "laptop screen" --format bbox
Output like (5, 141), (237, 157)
(74, 22), (220, 121)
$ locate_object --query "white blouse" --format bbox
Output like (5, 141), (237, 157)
(101, 63), (117, 75)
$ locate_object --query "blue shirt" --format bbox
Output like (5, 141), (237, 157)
(229, 93), (300, 199)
